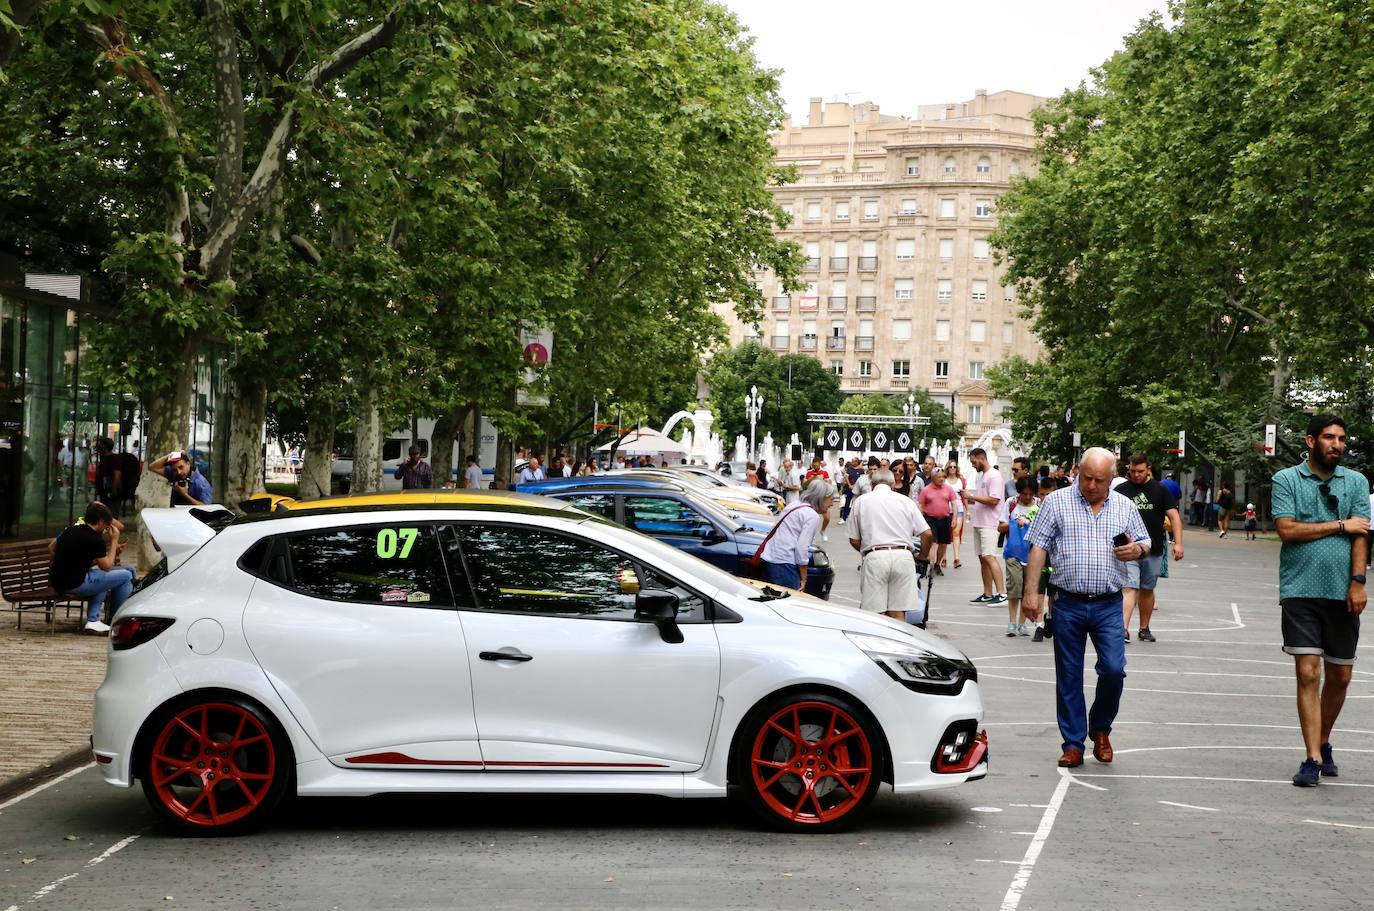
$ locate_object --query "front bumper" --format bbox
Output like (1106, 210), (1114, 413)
(872, 678), (987, 793)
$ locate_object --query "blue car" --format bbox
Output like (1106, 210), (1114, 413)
(516, 477), (834, 600)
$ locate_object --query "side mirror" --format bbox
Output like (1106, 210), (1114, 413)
(634, 589), (684, 644)
(699, 526), (727, 544)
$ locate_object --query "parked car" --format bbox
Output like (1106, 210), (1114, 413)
(100, 492), (986, 835)
(517, 477), (833, 599)
(608, 468), (783, 515)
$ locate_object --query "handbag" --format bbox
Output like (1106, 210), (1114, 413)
(747, 505), (801, 571)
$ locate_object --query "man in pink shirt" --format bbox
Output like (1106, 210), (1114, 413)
(964, 447), (1007, 605)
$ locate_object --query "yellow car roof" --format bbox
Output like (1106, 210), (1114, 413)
(241, 489), (586, 521)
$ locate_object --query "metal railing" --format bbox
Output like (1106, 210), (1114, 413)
(829, 257), (849, 271)
(770, 336), (790, 350)
(773, 296), (792, 309)
(858, 257), (878, 271)
(827, 296), (848, 311)
(803, 257), (821, 270)
(826, 336), (847, 351)
(856, 296), (877, 311)
(855, 336), (875, 351)
(799, 336), (818, 350)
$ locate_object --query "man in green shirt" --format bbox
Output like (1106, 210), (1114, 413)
(1272, 413), (1370, 787)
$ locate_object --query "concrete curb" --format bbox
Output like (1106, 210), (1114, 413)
(0, 746), (91, 804)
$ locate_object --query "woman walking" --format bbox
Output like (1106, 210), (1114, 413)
(1217, 481), (1235, 538)
(918, 468), (959, 575)
(946, 461), (967, 569)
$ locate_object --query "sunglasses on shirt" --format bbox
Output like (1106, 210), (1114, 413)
(1318, 481), (1340, 514)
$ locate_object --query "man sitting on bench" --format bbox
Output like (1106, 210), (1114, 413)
(49, 502), (136, 634)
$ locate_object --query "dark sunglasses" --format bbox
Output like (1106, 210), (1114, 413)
(1318, 481), (1339, 513)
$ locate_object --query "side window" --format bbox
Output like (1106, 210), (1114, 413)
(382, 439), (403, 461)
(561, 494), (617, 520)
(452, 525), (708, 622)
(284, 524), (454, 607)
(624, 496), (714, 537)
(454, 526), (639, 619)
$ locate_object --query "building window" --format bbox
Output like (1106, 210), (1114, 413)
(1002, 321), (1014, 343)
(974, 198), (993, 218)
(779, 200), (794, 221)
(806, 200), (822, 221)
(937, 279), (952, 301)
(1003, 284), (1015, 301)
(973, 238), (990, 260)
(976, 156), (991, 174)
(934, 360), (949, 378)
(895, 238), (916, 260)
(830, 360), (844, 376)
(935, 319), (950, 341)
(893, 319), (912, 340)
(938, 237), (954, 260)
(859, 360), (874, 377)
(943, 156), (957, 174)
(892, 360), (911, 378)
(899, 197), (917, 214)
(967, 404), (983, 424)
(1009, 160), (1021, 177)
(894, 279), (914, 301)
(970, 320), (986, 342)
(862, 199), (879, 220)
(971, 279), (988, 301)
(834, 200), (850, 220)
(905, 157), (920, 176)
(939, 197), (956, 218)
(969, 361), (984, 380)
(744, 323), (760, 340)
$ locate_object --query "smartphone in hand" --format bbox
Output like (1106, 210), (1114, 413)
(1113, 532), (1130, 547)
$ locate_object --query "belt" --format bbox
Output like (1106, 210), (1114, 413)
(1052, 587), (1119, 603)
(863, 544), (912, 555)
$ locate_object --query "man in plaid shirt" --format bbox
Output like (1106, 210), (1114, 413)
(1022, 447), (1150, 769)
(393, 446), (433, 489)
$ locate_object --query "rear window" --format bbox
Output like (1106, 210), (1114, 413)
(280, 524), (455, 607)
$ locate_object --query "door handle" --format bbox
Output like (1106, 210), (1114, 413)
(479, 650), (533, 663)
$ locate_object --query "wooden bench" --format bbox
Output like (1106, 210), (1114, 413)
(0, 540), (84, 630)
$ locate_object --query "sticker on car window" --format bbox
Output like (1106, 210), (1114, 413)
(381, 588), (409, 603)
(376, 527), (419, 559)
(406, 591), (430, 603)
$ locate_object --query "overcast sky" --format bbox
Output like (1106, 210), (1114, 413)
(721, 0), (1171, 120)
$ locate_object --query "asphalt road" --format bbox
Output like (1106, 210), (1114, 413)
(1, 528), (1370, 911)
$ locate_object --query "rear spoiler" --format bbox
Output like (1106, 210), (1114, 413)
(141, 505), (234, 571)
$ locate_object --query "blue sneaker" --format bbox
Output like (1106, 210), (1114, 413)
(1320, 742), (1338, 777)
(1292, 757), (1321, 787)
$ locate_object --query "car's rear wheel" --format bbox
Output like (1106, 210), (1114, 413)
(140, 697), (291, 835)
(735, 692), (881, 832)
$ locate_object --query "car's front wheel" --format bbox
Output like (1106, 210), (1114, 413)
(734, 692), (882, 832)
(140, 696), (292, 835)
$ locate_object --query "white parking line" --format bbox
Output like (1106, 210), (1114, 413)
(1158, 800), (1218, 812)
(16, 835), (139, 906)
(1303, 819), (1374, 831)
(1073, 773), (1374, 788)
(999, 768), (1073, 911)
(978, 673), (1372, 699)
(0, 763), (92, 813)
(982, 720), (1374, 736)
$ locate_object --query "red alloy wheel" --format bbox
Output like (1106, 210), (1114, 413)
(749, 700), (874, 827)
(148, 702), (278, 829)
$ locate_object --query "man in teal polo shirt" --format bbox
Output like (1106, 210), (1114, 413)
(1272, 413), (1370, 787)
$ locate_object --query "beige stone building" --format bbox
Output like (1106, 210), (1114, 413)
(723, 90), (1046, 443)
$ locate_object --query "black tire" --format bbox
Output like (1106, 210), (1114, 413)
(139, 695), (293, 836)
(732, 691), (883, 833)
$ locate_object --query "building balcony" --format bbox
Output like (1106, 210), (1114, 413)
(855, 336), (875, 352)
(803, 257), (821, 271)
(773, 296), (792, 310)
(826, 336), (847, 351)
(827, 296), (848, 311)
(847, 376), (874, 388)
(829, 257), (849, 271)
(799, 335), (818, 351)
(890, 376), (910, 386)
(858, 257), (878, 271)
(770, 336), (790, 351)
(798, 297), (819, 311)
(856, 296), (877, 311)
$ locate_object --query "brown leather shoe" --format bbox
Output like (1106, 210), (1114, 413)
(1057, 748), (1083, 768)
(1091, 731), (1114, 763)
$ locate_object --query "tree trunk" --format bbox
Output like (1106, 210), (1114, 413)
(299, 415), (334, 501)
(429, 406), (465, 490)
(352, 387), (383, 494)
(494, 429), (514, 490)
(132, 361), (197, 570)
(224, 375), (267, 508)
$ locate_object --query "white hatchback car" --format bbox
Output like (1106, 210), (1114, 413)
(94, 492), (986, 835)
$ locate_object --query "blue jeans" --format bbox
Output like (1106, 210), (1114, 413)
(68, 565), (136, 623)
(1051, 591), (1127, 752)
(840, 489), (854, 521)
(761, 560), (802, 590)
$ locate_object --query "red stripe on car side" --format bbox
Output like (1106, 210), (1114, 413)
(344, 752), (667, 769)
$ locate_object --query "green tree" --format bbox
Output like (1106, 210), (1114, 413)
(704, 343), (841, 448)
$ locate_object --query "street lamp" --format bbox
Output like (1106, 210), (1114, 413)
(744, 385), (764, 462)
(902, 393), (920, 420)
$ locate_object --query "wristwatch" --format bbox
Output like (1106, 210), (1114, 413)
(1352, 574), (1367, 585)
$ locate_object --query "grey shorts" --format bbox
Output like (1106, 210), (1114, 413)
(1005, 558), (1025, 599)
(1282, 597), (1359, 665)
(1124, 553), (1163, 591)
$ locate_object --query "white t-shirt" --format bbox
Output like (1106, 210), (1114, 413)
(464, 464), (484, 489)
(849, 483), (931, 551)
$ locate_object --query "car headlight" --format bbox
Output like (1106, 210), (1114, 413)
(844, 632), (976, 694)
(811, 548), (831, 568)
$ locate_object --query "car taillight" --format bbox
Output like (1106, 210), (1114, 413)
(111, 617), (176, 651)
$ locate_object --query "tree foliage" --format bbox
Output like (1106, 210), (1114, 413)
(991, 0), (1374, 476)
(704, 343), (842, 447)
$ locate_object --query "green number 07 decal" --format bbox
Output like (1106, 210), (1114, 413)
(376, 527), (419, 559)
